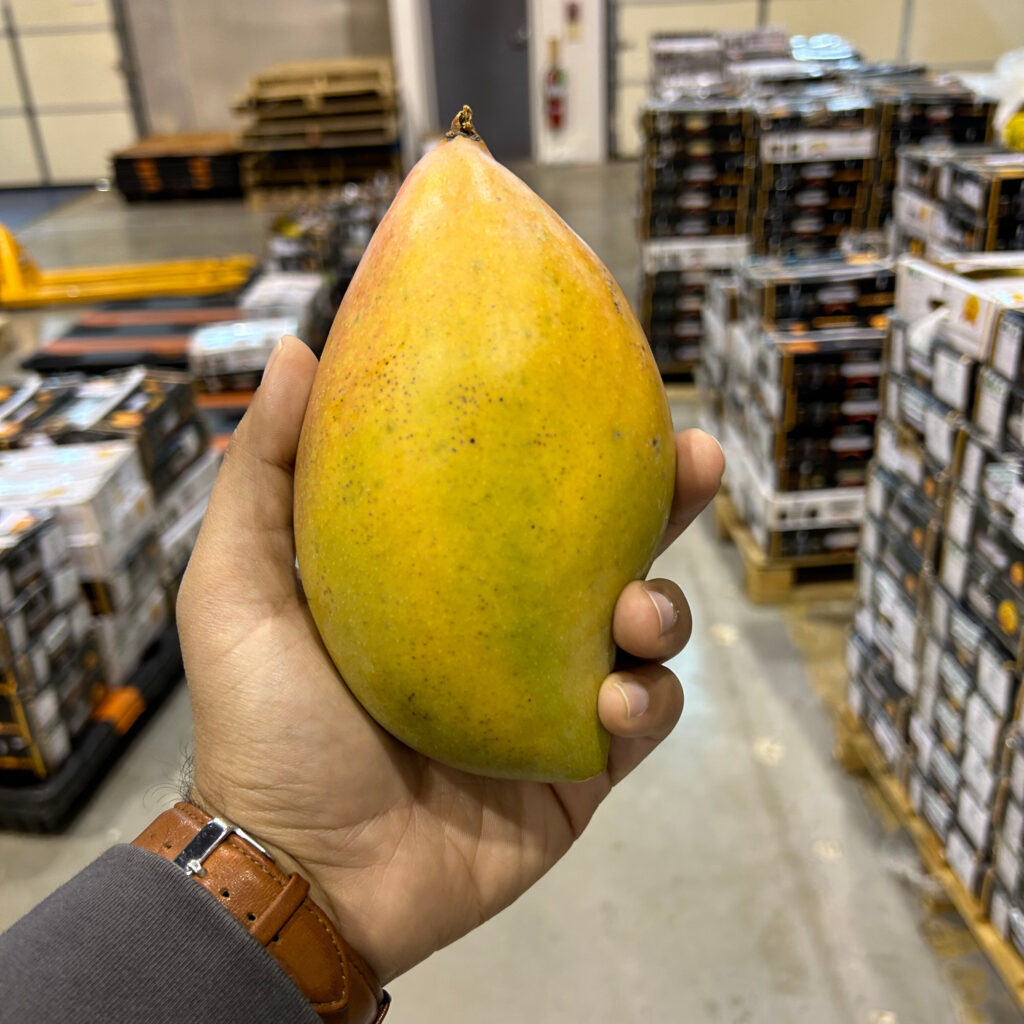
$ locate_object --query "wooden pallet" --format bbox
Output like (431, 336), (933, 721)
(714, 492), (855, 604)
(834, 708), (1024, 1012)
(242, 112), (396, 140)
(241, 131), (398, 152)
(248, 57), (394, 96)
(233, 93), (392, 121)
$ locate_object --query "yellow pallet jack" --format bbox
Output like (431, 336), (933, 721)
(0, 223), (255, 309)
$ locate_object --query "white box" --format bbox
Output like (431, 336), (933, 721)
(92, 582), (167, 686)
(189, 318), (298, 386)
(641, 236), (751, 273)
(0, 443), (155, 579)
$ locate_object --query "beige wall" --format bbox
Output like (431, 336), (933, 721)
(615, 0), (1024, 156)
(126, 0), (392, 134)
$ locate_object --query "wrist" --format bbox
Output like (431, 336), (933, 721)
(134, 800), (389, 1022)
(187, 785), (346, 942)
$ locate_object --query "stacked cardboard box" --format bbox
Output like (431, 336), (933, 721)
(0, 510), (95, 777)
(649, 33), (724, 95)
(640, 97), (753, 242)
(638, 92), (754, 379)
(893, 146), (1024, 254)
(640, 236), (750, 379)
(694, 272), (740, 441)
(870, 80), (996, 228)
(0, 443), (160, 721)
(848, 254), (1024, 923)
(0, 368), (220, 774)
(709, 255), (893, 559)
(752, 86), (876, 257)
(234, 58), (401, 204)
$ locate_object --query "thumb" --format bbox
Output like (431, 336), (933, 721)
(185, 335), (318, 610)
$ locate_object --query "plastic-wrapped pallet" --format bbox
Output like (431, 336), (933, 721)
(0, 443), (164, 687)
(849, 251), (1024, 913)
(695, 273), (739, 440)
(717, 255), (893, 559)
(0, 369), (217, 689)
(0, 509), (97, 778)
(637, 86), (754, 380)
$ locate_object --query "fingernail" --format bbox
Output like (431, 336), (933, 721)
(262, 337), (286, 383)
(614, 678), (650, 720)
(713, 435), (727, 477)
(645, 586), (677, 636)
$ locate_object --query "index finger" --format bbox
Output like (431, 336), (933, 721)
(656, 428), (725, 556)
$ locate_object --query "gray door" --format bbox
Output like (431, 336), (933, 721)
(428, 0), (531, 163)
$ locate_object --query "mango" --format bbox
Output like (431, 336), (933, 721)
(294, 107), (675, 781)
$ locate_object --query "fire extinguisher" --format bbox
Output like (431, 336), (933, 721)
(545, 37), (567, 131)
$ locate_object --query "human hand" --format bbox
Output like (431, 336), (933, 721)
(176, 335), (724, 984)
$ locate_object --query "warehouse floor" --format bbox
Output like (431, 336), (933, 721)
(0, 166), (1020, 1023)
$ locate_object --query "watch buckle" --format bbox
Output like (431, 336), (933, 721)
(173, 817), (272, 877)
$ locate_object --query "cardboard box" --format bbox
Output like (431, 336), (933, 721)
(994, 835), (1022, 903)
(893, 188), (944, 245)
(922, 778), (956, 839)
(756, 327), (884, 424)
(81, 534), (162, 616)
(0, 510), (69, 614)
(991, 309), (1024, 387)
(189, 318), (297, 391)
(160, 495), (209, 580)
(962, 740), (1002, 807)
(931, 741), (964, 802)
(933, 694), (965, 756)
(238, 272), (323, 338)
(640, 236), (751, 274)
(71, 370), (196, 476)
(92, 581), (168, 686)
(156, 449), (220, 534)
(739, 258), (893, 332)
(1009, 740), (1024, 805)
(946, 825), (987, 897)
(932, 342), (979, 413)
(946, 155), (1024, 221)
(9, 597), (91, 696)
(895, 255), (1024, 363)
(0, 442), (155, 580)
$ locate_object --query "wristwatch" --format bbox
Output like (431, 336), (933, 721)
(133, 801), (390, 1023)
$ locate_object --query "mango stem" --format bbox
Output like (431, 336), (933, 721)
(446, 105), (483, 143)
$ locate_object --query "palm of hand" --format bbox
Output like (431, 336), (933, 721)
(178, 337), (722, 983)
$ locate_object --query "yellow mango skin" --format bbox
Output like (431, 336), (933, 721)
(294, 134), (674, 782)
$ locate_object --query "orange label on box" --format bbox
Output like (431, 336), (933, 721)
(998, 599), (1019, 637)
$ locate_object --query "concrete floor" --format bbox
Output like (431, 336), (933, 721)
(1, 168), (1021, 1023)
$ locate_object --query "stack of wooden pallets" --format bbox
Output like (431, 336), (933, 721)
(234, 58), (401, 207)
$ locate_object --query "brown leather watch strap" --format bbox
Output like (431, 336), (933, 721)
(133, 802), (389, 1024)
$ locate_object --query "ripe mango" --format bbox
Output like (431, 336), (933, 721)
(294, 107), (675, 781)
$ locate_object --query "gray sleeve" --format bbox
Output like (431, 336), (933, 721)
(0, 844), (319, 1024)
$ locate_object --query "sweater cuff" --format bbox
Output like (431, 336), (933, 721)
(0, 843), (318, 1023)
